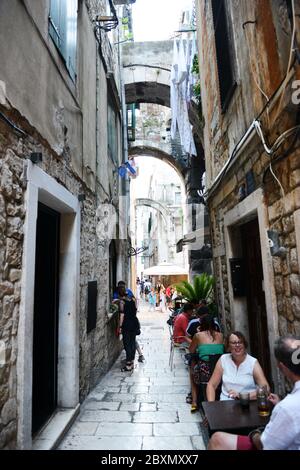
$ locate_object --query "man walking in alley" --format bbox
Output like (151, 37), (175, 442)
(113, 281), (144, 363)
(208, 335), (300, 450)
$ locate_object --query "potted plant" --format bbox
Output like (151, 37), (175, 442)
(175, 273), (215, 307)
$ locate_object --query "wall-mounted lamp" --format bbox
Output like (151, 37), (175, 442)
(78, 194), (86, 202)
(29, 152), (42, 164)
(267, 230), (287, 258)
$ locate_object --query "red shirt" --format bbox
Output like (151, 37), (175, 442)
(173, 313), (189, 343)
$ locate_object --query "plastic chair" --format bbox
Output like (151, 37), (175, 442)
(168, 324), (188, 371)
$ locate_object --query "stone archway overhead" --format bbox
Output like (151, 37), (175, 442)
(129, 143), (186, 181)
(125, 81), (170, 107)
(135, 198), (171, 227)
(122, 41), (173, 107)
(122, 41), (204, 148)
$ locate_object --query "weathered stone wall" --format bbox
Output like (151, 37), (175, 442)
(208, 134), (300, 335)
(0, 0), (126, 449)
(0, 106), (124, 447)
(196, 0), (300, 351)
(196, 0), (294, 185)
(0, 121), (25, 449)
(265, 146), (300, 336)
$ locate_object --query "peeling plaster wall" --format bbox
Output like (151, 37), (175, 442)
(0, 0), (82, 178)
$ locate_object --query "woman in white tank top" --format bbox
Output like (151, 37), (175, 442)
(206, 331), (269, 401)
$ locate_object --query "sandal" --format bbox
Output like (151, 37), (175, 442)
(121, 363), (133, 372)
(186, 393), (192, 404)
(191, 404), (198, 413)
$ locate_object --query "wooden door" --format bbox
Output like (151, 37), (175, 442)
(241, 219), (272, 384)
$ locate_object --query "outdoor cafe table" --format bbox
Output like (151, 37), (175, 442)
(202, 400), (271, 437)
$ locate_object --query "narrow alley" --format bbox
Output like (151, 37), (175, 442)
(1, 0), (300, 454)
(58, 302), (205, 451)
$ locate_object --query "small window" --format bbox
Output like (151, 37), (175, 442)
(211, 0), (236, 111)
(285, 0), (293, 26)
(175, 192), (181, 205)
(49, 0), (78, 81)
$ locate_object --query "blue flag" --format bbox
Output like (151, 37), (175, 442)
(118, 165), (127, 178)
(125, 161), (136, 175)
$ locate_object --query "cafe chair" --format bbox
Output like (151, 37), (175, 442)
(198, 353), (222, 402)
(168, 324), (188, 371)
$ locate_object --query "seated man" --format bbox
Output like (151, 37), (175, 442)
(208, 335), (300, 450)
(173, 303), (194, 347)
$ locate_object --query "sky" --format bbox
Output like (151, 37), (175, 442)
(132, 0), (193, 42)
(132, 156), (182, 198)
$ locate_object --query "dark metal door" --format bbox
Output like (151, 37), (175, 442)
(241, 219), (272, 384)
(32, 203), (60, 435)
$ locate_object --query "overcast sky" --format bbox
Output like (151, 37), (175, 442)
(132, 0), (193, 42)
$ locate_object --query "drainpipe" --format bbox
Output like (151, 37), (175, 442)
(118, 30), (130, 282)
(96, 47), (100, 202)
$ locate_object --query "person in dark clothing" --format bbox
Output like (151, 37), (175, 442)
(186, 306), (221, 339)
(119, 295), (141, 371)
(113, 281), (144, 363)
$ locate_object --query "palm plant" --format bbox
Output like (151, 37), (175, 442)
(175, 273), (215, 306)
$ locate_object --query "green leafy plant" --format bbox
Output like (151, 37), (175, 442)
(193, 81), (201, 103)
(109, 303), (119, 315)
(191, 54), (199, 75)
(175, 273), (215, 305)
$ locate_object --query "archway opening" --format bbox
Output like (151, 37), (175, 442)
(130, 156), (189, 280)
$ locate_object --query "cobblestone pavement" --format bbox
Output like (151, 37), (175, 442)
(59, 301), (205, 450)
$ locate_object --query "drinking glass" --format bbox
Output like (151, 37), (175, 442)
(257, 385), (270, 416)
(239, 391), (250, 409)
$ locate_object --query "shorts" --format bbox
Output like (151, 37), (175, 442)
(236, 435), (256, 451)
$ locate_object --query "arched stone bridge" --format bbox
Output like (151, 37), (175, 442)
(122, 41), (172, 107)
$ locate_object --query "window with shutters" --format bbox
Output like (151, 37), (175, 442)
(49, 0), (78, 81)
(211, 0), (236, 112)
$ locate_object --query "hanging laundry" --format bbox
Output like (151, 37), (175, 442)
(177, 38), (188, 86)
(170, 36), (197, 157)
(125, 161), (136, 175)
(170, 39), (179, 140)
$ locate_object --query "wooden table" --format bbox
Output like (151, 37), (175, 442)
(202, 400), (271, 437)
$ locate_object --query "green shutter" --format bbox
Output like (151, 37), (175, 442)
(49, 0), (77, 81)
(65, 0), (77, 80)
(49, 0), (61, 49)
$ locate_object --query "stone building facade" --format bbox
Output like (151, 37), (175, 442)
(196, 0), (300, 392)
(0, 0), (129, 449)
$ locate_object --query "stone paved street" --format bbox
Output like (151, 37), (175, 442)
(59, 301), (205, 450)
